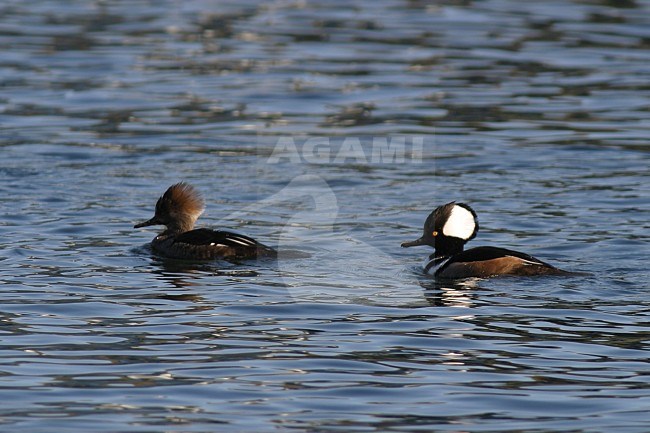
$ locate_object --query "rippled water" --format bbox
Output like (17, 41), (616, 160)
(1, 0), (649, 431)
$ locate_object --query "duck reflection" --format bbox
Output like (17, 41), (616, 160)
(151, 255), (264, 289)
(421, 277), (484, 307)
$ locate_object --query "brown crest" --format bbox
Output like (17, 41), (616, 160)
(160, 182), (205, 219)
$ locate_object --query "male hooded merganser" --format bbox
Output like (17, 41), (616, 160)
(134, 182), (276, 260)
(401, 202), (570, 278)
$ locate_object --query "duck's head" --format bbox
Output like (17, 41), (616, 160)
(401, 201), (478, 256)
(134, 182), (205, 233)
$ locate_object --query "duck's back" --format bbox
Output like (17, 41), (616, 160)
(435, 246), (569, 278)
(153, 228), (276, 260)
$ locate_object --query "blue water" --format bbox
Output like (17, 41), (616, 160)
(1, 0), (649, 432)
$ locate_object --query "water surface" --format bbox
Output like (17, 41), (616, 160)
(0, 0), (649, 432)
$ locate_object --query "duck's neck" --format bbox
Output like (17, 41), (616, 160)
(161, 217), (195, 236)
(432, 237), (466, 259)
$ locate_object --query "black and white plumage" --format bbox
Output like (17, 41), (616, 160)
(402, 202), (571, 278)
(134, 182), (276, 260)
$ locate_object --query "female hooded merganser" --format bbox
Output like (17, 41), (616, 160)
(134, 182), (276, 260)
(401, 202), (570, 278)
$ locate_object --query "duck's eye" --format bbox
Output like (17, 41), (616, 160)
(432, 231), (438, 237)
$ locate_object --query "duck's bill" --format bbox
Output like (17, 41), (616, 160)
(134, 216), (159, 228)
(401, 237), (425, 248)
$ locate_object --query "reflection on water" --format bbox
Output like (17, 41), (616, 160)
(421, 277), (485, 308)
(0, 0), (649, 432)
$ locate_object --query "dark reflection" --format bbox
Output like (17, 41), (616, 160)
(48, 35), (97, 52)
(600, 0), (637, 8)
(133, 243), (308, 296)
(156, 293), (204, 302)
(130, 244), (265, 291)
(420, 277), (485, 307)
(151, 256), (263, 289)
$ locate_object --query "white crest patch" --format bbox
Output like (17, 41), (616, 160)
(442, 205), (476, 240)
